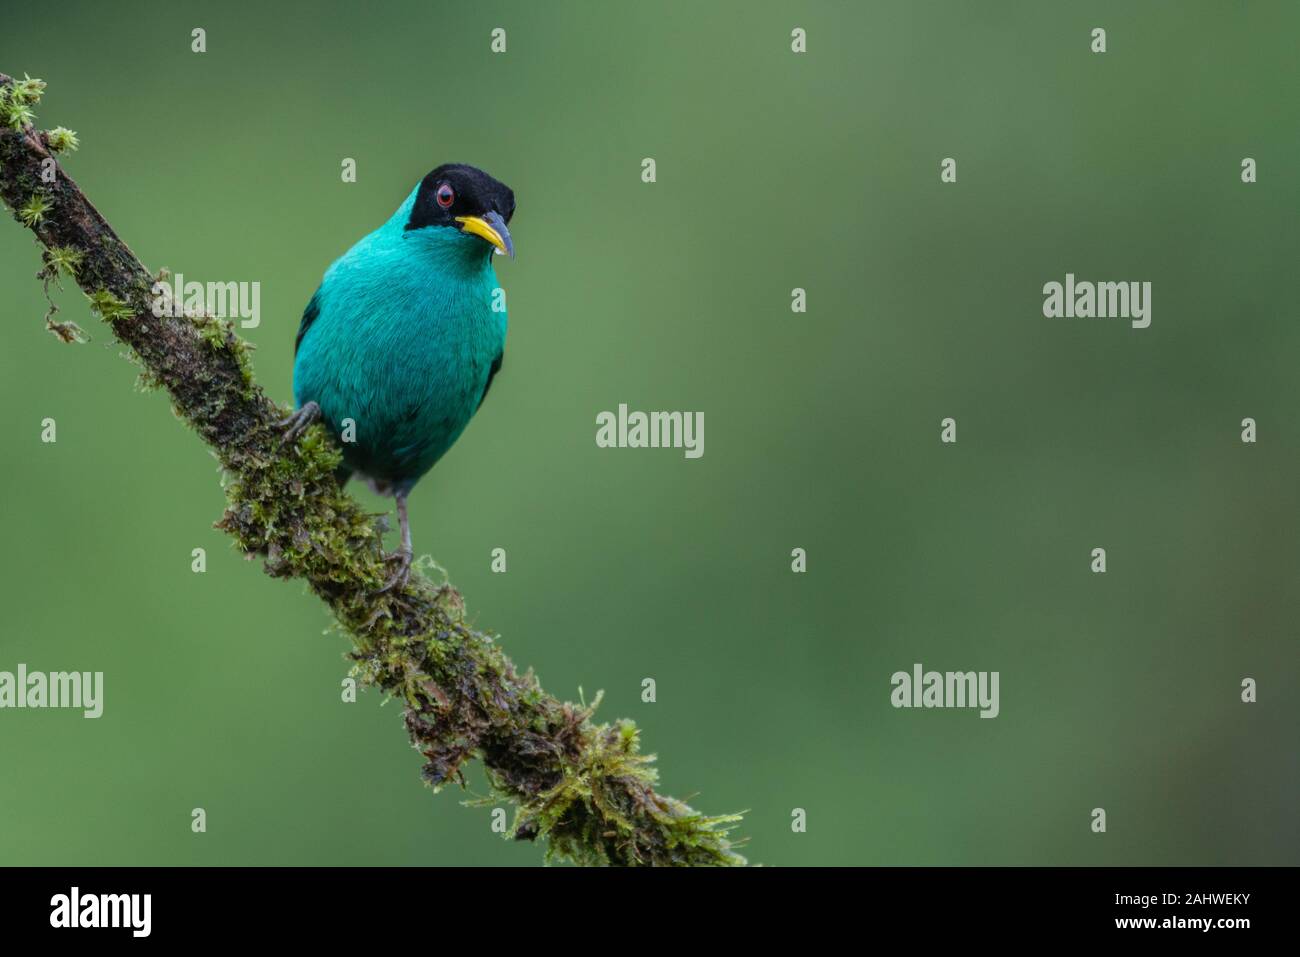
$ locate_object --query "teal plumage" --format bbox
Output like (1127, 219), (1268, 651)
(286, 163), (515, 589)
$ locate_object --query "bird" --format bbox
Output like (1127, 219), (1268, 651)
(281, 163), (515, 591)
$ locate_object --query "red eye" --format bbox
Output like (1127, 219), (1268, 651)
(436, 184), (455, 208)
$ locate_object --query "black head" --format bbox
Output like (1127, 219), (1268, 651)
(406, 163), (515, 234)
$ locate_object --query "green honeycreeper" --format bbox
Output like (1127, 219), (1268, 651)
(282, 164), (515, 590)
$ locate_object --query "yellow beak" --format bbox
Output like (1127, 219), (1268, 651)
(455, 212), (514, 257)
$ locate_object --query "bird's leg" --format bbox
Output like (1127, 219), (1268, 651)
(378, 491), (414, 593)
(278, 401), (321, 445)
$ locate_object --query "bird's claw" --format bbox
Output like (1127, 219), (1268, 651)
(376, 549), (413, 594)
(278, 401), (321, 445)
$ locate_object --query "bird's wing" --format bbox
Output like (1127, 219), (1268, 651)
(477, 351), (503, 410)
(294, 288), (322, 356)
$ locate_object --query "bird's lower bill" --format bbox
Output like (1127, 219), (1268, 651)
(455, 213), (513, 257)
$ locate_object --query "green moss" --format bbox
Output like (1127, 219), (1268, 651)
(4, 101), (34, 131)
(19, 193), (50, 226)
(493, 709), (746, 866)
(218, 417), (389, 601)
(9, 74), (46, 105)
(189, 313), (257, 390)
(45, 127), (78, 153)
(32, 245), (87, 343)
(0, 77), (43, 130)
(46, 245), (83, 278)
(87, 288), (134, 323)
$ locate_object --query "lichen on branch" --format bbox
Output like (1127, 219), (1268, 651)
(0, 71), (745, 866)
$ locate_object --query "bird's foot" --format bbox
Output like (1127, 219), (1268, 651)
(278, 401), (321, 445)
(376, 548), (414, 594)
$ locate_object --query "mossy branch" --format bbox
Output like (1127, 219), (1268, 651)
(0, 72), (745, 866)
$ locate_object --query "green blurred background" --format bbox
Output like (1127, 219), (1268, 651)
(1, 1), (1297, 866)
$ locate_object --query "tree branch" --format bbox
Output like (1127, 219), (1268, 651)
(0, 72), (744, 866)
